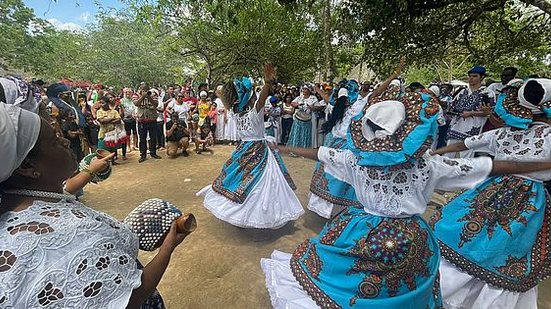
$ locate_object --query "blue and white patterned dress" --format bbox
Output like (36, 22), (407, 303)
(431, 123), (551, 309)
(197, 102), (304, 229)
(262, 147), (493, 309)
(307, 98), (367, 219)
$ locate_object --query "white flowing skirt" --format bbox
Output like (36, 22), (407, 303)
(306, 193), (335, 219)
(215, 112), (225, 140)
(260, 250), (319, 309)
(224, 113), (239, 141)
(196, 149), (304, 229)
(439, 259), (537, 309)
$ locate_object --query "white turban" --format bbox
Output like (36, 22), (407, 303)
(362, 100), (405, 141)
(0, 103), (41, 183)
(0, 77), (40, 113)
(428, 85), (441, 98)
(519, 79), (551, 114)
(337, 88), (348, 99)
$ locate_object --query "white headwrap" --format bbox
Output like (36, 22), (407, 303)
(338, 88), (348, 99)
(361, 100), (405, 141)
(0, 77), (40, 113)
(428, 85), (441, 98)
(518, 79), (551, 114)
(0, 103), (41, 183)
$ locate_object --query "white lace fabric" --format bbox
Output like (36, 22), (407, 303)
(318, 147), (493, 217)
(465, 122), (551, 181)
(0, 200), (142, 308)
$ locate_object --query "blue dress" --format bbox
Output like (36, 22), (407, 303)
(308, 99), (367, 218)
(432, 123), (551, 297)
(262, 147), (493, 308)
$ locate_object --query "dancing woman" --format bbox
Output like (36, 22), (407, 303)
(307, 70), (402, 219)
(197, 64), (303, 229)
(430, 79), (551, 309)
(260, 76), (551, 309)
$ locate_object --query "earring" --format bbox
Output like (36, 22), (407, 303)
(32, 171), (41, 178)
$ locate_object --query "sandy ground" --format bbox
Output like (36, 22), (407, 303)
(81, 145), (551, 309)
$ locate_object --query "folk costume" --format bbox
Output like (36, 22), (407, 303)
(197, 77), (303, 229)
(431, 79), (551, 309)
(308, 80), (364, 219)
(262, 86), (495, 309)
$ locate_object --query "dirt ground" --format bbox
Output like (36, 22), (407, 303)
(81, 145), (551, 309)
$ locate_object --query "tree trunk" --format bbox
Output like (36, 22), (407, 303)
(322, 0), (336, 82)
(521, 0), (551, 15)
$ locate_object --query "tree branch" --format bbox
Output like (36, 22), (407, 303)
(521, 0), (551, 16)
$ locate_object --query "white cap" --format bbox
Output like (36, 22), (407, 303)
(200, 91), (208, 98)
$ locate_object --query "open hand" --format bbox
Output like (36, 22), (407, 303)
(264, 63), (277, 83)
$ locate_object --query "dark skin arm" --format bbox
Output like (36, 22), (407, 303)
(255, 63), (277, 113)
(431, 141), (468, 156)
(126, 222), (187, 309)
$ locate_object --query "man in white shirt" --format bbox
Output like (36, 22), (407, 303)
(487, 67), (518, 97)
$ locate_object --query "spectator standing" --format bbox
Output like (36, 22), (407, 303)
(280, 94), (294, 145)
(121, 87), (138, 152)
(134, 83), (162, 162)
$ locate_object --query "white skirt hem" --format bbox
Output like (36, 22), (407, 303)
(439, 258), (537, 309)
(260, 250), (319, 309)
(196, 150), (304, 229)
(306, 193), (334, 219)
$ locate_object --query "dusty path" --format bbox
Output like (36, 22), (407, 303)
(81, 145), (551, 309)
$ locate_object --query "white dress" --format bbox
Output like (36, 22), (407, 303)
(224, 109), (239, 142)
(214, 98), (225, 140)
(307, 97), (367, 219)
(438, 123), (551, 309)
(261, 147), (493, 308)
(197, 103), (304, 229)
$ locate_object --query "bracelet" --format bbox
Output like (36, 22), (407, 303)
(82, 168), (96, 179)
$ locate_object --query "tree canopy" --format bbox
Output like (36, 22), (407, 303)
(2, 0), (551, 86)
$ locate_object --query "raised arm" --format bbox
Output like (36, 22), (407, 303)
(314, 85), (331, 103)
(370, 57), (405, 98)
(256, 63), (277, 112)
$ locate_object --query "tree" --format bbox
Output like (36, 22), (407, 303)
(335, 0), (551, 77)
(128, 0), (322, 84)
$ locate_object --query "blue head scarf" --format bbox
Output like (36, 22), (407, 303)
(346, 80), (359, 104)
(233, 77), (254, 113)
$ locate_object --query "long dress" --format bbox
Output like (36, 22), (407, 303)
(287, 96), (318, 148)
(224, 109), (239, 142)
(261, 147), (493, 308)
(197, 102), (304, 229)
(307, 98), (367, 219)
(431, 122), (551, 309)
(214, 98), (225, 140)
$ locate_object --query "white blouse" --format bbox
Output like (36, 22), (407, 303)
(465, 122), (551, 182)
(235, 101), (265, 141)
(318, 147), (492, 217)
(331, 97), (369, 139)
(0, 200), (142, 308)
